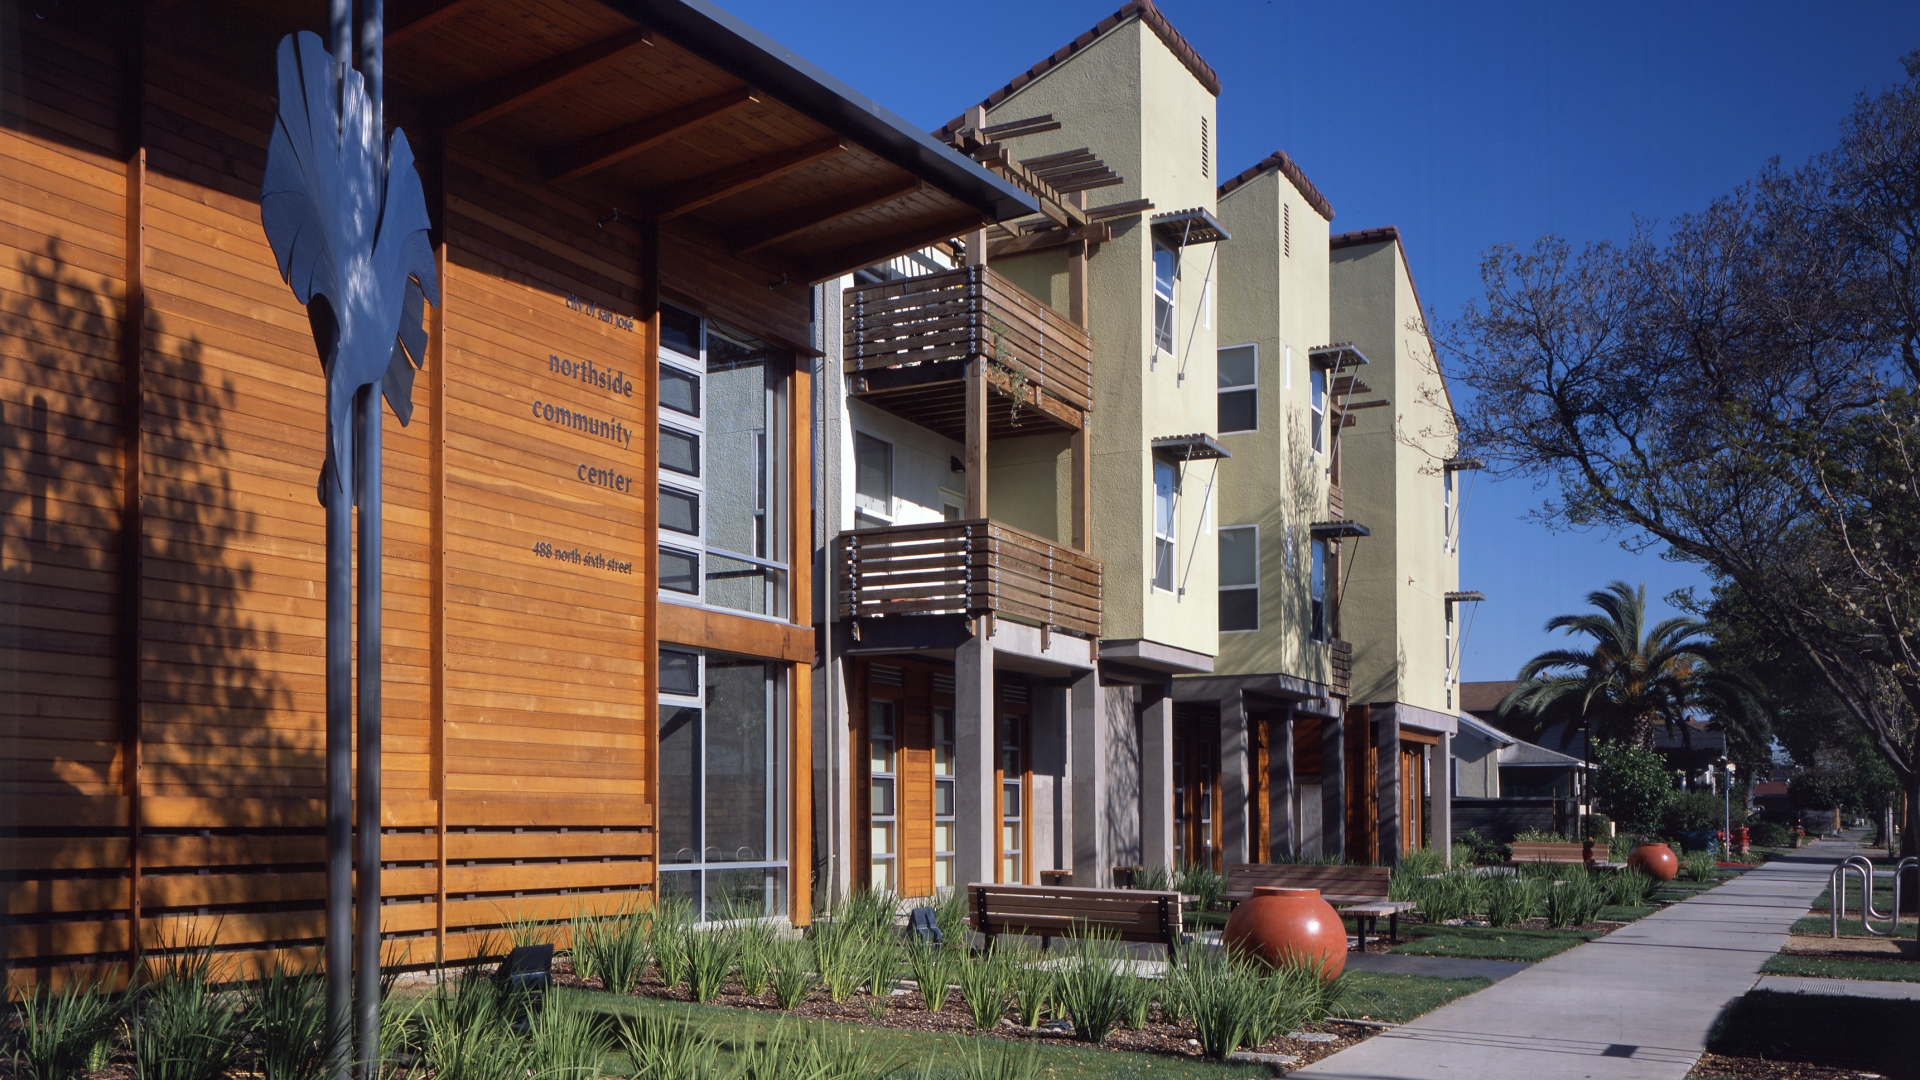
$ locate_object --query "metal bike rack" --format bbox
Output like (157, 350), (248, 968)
(1830, 855), (1917, 938)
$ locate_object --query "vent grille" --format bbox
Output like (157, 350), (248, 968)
(1200, 116), (1210, 179)
(870, 664), (903, 687)
(1001, 684), (1029, 706)
(932, 674), (955, 695)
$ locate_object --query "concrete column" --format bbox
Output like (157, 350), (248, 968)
(1139, 683), (1175, 872)
(954, 633), (997, 886)
(1433, 730), (1453, 867)
(1377, 713), (1401, 865)
(1320, 705), (1346, 864)
(1268, 708), (1295, 862)
(1031, 684), (1069, 879)
(1069, 670), (1106, 885)
(1219, 692), (1250, 865)
(815, 646), (854, 905)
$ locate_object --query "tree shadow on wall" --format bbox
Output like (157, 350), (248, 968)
(2, 241), (308, 958)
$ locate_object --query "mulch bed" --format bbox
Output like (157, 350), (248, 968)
(1689, 1051), (1889, 1079)
(552, 959), (1373, 1068)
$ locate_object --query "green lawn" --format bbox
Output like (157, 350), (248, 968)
(1790, 915), (1917, 938)
(1807, 885), (1895, 912)
(1331, 972), (1491, 1023)
(1598, 905), (1657, 922)
(1762, 953), (1920, 982)
(1389, 924), (1600, 961)
(569, 992), (1259, 1080)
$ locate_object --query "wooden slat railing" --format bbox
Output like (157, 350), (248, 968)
(1327, 483), (1344, 519)
(844, 266), (1093, 414)
(838, 518), (1101, 638)
(1331, 638), (1353, 699)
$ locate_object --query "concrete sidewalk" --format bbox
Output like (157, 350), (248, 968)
(1294, 836), (1853, 1080)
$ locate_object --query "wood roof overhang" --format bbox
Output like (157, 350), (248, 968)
(220, 0), (1038, 286)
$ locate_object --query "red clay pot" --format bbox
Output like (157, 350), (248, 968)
(1222, 886), (1346, 978)
(1627, 842), (1679, 882)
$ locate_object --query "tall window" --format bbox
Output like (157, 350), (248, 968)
(1445, 603), (1456, 708)
(1309, 366), (1327, 455)
(1310, 538), (1329, 642)
(1443, 469), (1455, 551)
(1153, 460), (1177, 592)
(658, 650), (784, 920)
(854, 431), (892, 529)
(933, 706), (955, 889)
(999, 709), (1024, 883)
(1153, 245), (1177, 355)
(1217, 344), (1257, 433)
(1219, 525), (1258, 632)
(658, 304), (785, 616)
(868, 700), (897, 890)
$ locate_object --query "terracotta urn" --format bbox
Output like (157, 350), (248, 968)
(1222, 886), (1346, 978)
(1627, 842), (1679, 882)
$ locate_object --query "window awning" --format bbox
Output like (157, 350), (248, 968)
(1151, 433), (1231, 461)
(1444, 457), (1487, 471)
(1150, 208), (1230, 246)
(1308, 342), (1370, 370)
(1445, 590), (1486, 603)
(1309, 519), (1371, 539)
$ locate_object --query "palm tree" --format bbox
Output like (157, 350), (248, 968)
(1498, 581), (1765, 752)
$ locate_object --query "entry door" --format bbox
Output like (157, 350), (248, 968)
(996, 680), (1032, 884)
(1401, 744), (1426, 854)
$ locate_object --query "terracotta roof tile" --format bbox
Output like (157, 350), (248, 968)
(1217, 149), (1334, 221)
(934, 1), (1220, 141)
(1330, 225), (1400, 250)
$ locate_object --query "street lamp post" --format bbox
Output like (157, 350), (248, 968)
(1721, 759), (1736, 858)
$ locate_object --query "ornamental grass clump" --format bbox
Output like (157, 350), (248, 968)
(935, 1034), (1042, 1080)
(1544, 872), (1607, 928)
(575, 903), (651, 994)
(1002, 944), (1053, 1028)
(1172, 947), (1266, 1060)
(955, 949), (1010, 1030)
(651, 901), (695, 992)
(527, 992), (612, 1080)
(615, 1008), (721, 1080)
(905, 940), (958, 1013)
(684, 925), (739, 1004)
(1483, 875), (1541, 928)
(734, 1021), (900, 1080)
(768, 938), (819, 1010)
(1412, 870), (1485, 923)
(732, 920), (778, 999)
(1683, 849), (1720, 883)
(1052, 931), (1132, 1044)
(414, 969), (525, 1080)
(810, 920), (870, 1003)
(4, 971), (124, 1080)
(133, 941), (248, 1080)
(1608, 867), (1654, 908)
(243, 958), (337, 1080)
(1173, 862), (1226, 913)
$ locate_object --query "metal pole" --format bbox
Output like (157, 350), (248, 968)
(323, 6), (354, 1077)
(354, 2), (385, 1075)
(354, 388), (383, 1078)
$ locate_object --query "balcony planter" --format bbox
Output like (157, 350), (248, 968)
(1223, 886), (1346, 978)
(1627, 842), (1679, 882)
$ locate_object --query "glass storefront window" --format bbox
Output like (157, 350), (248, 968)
(656, 649), (784, 920)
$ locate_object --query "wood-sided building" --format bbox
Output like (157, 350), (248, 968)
(0, 0), (1032, 986)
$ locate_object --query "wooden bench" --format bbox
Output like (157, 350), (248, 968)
(966, 882), (1183, 951)
(1223, 864), (1413, 948)
(1509, 841), (1591, 866)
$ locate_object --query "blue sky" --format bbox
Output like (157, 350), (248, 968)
(720, 0), (1920, 681)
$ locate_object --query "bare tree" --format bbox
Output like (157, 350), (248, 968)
(1449, 53), (1920, 856)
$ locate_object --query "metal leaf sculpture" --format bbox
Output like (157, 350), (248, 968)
(261, 30), (438, 500)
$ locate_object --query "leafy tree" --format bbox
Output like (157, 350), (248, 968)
(1450, 54), (1920, 857)
(1498, 581), (1767, 751)
(1592, 739), (1674, 836)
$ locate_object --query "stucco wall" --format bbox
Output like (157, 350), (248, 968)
(986, 16), (1221, 653)
(1329, 239), (1460, 713)
(1212, 166), (1332, 686)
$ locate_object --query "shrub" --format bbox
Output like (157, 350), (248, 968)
(685, 925), (738, 1004)
(1411, 871), (1485, 923)
(1750, 821), (1790, 848)
(955, 949), (1009, 1030)
(5, 972), (124, 1080)
(1581, 814), (1614, 842)
(1002, 944), (1053, 1028)
(1593, 739), (1674, 835)
(1511, 827), (1567, 843)
(1456, 830), (1506, 865)
(1052, 932), (1132, 1044)
(1664, 791), (1734, 835)
(1543, 872), (1607, 928)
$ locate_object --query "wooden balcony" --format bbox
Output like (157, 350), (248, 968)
(843, 266), (1092, 440)
(838, 519), (1101, 639)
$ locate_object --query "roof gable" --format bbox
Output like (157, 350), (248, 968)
(934, 0), (1219, 141)
(1218, 149), (1333, 221)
